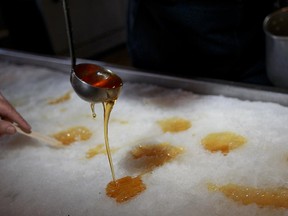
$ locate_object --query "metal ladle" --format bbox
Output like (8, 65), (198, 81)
(62, 0), (123, 103)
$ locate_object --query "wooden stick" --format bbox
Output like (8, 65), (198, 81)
(15, 126), (62, 148)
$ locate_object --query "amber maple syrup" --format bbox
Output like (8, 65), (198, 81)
(52, 126), (92, 145)
(90, 103), (96, 119)
(106, 175), (146, 203)
(201, 131), (246, 155)
(104, 115), (186, 202)
(131, 142), (184, 172)
(208, 183), (288, 208)
(74, 64), (122, 89)
(106, 143), (184, 203)
(48, 90), (72, 105)
(157, 117), (191, 133)
(102, 100), (116, 182)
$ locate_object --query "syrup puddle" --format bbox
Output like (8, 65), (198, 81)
(208, 183), (288, 208)
(52, 126), (92, 145)
(106, 142), (184, 203)
(201, 131), (247, 155)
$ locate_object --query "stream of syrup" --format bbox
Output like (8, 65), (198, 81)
(90, 101), (116, 182)
(102, 100), (116, 182)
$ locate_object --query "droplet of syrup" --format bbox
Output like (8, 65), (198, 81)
(90, 103), (96, 119)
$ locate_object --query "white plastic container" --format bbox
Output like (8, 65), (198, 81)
(263, 7), (288, 88)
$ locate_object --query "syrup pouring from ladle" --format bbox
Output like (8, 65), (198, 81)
(62, 0), (123, 104)
(62, 0), (122, 182)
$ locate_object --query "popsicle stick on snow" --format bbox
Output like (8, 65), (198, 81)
(15, 125), (62, 148)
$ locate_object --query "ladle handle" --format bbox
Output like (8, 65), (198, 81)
(62, 0), (76, 70)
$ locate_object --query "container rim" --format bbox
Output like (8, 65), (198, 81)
(263, 6), (288, 39)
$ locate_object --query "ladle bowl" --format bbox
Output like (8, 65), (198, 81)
(70, 63), (123, 103)
(62, 0), (123, 103)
